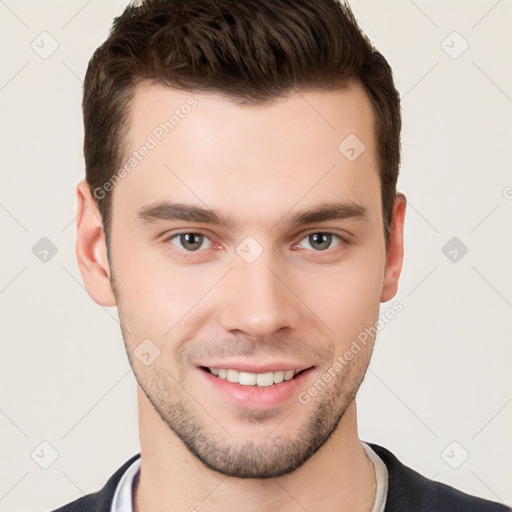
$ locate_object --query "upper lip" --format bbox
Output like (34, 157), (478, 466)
(199, 362), (314, 373)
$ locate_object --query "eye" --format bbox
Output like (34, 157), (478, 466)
(168, 232), (213, 252)
(296, 232), (344, 252)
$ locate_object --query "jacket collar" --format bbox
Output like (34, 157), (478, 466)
(87, 443), (507, 512)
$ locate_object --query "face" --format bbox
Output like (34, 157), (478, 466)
(83, 81), (404, 478)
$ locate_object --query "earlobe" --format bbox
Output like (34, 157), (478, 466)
(380, 192), (407, 303)
(75, 179), (117, 307)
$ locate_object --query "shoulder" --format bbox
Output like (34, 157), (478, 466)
(367, 443), (510, 512)
(50, 454), (141, 512)
(51, 492), (100, 512)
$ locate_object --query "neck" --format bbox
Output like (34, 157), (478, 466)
(134, 386), (375, 512)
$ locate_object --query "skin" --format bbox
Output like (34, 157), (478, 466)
(76, 80), (406, 511)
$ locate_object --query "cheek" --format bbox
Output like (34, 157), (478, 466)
(302, 252), (385, 344)
(112, 244), (217, 337)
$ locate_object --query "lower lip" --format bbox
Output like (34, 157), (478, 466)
(199, 367), (314, 409)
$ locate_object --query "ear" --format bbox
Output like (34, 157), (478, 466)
(75, 179), (117, 307)
(381, 192), (406, 303)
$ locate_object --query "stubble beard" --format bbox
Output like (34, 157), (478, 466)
(121, 324), (372, 479)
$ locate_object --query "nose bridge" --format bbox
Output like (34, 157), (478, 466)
(218, 248), (300, 338)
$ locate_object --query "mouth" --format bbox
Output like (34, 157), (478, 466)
(200, 366), (313, 387)
(198, 364), (316, 409)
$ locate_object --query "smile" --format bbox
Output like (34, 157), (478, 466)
(198, 364), (315, 408)
(203, 367), (301, 387)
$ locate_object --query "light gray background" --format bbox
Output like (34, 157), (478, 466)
(1, 1), (511, 511)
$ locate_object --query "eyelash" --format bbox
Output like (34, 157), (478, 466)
(164, 230), (348, 257)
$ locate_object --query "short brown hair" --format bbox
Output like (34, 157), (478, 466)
(83, 0), (401, 252)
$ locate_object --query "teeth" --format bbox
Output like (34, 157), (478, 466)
(256, 372), (274, 387)
(208, 368), (298, 387)
(239, 372), (256, 386)
(226, 369), (239, 383)
(284, 370), (295, 381)
(273, 370), (285, 384)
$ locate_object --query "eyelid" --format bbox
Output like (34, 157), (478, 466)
(298, 228), (349, 240)
(163, 228), (215, 242)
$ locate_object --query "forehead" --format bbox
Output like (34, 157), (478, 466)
(112, 81), (381, 229)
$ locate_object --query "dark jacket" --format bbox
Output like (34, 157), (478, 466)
(51, 443), (510, 511)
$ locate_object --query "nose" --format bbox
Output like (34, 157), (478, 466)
(218, 252), (301, 340)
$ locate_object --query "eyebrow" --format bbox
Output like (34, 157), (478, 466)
(136, 200), (367, 229)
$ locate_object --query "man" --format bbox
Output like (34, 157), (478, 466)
(53, 0), (510, 510)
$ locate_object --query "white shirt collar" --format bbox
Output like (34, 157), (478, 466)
(111, 456), (140, 512)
